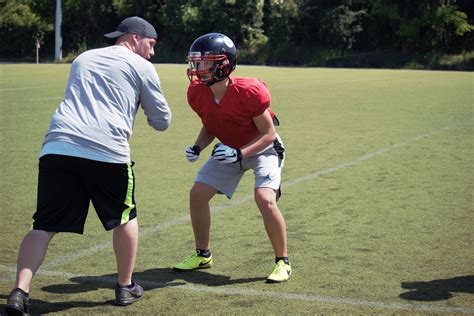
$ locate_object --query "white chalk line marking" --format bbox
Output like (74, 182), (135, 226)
(0, 85), (65, 92)
(0, 112), (54, 120)
(281, 123), (460, 188)
(0, 264), (473, 314)
(0, 96), (61, 103)
(1, 121), (472, 313)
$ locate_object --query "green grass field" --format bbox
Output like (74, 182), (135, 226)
(0, 64), (473, 315)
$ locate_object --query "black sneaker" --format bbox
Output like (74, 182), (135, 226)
(5, 288), (31, 316)
(114, 281), (144, 306)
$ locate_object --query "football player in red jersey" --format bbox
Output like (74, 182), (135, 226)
(173, 33), (291, 283)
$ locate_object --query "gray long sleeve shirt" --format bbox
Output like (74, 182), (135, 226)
(41, 45), (171, 163)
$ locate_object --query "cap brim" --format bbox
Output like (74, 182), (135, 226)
(104, 31), (126, 38)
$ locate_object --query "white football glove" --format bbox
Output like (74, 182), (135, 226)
(186, 145), (201, 162)
(212, 143), (242, 164)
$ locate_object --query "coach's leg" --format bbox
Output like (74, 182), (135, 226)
(255, 187), (287, 257)
(15, 230), (56, 292)
(190, 182), (217, 250)
(113, 218), (138, 286)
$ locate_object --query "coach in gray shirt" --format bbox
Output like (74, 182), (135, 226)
(6, 16), (171, 314)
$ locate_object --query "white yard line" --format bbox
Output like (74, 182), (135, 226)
(282, 123), (460, 188)
(0, 85), (65, 92)
(0, 96), (61, 107)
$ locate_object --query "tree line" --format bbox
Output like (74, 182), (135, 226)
(1, 0), (473, 69)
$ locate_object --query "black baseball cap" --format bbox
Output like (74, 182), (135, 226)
(104, 16), (157, 40)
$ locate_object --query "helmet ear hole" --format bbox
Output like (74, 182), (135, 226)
(215, 58), (231, 79)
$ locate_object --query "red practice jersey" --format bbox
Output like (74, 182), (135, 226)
(187, 77), (275, 148)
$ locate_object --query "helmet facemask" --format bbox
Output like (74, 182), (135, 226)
(187, 52), (232, 85)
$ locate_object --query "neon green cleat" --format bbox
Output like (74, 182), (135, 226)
(266, 259), (292, 283)
(173, 253), (213, 271)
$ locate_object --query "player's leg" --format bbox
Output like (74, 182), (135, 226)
(190, 182), (217, 250)
(254, 187), (287, 257)
(173, 182), (217, 271)
(188, 158), (242, 250)
(174, 157), (243, 271)
(253, 138), (291, 282)
(255, 187), (292, 283)
(253, 139), (287, 258)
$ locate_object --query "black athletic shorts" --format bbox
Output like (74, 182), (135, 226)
(33, 154), (137, 234)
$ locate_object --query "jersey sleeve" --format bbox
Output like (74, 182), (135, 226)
(242, 79), (271, 117)
(187, 81), (203, 115)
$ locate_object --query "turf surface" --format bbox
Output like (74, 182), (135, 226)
(0, 64), (473, 314)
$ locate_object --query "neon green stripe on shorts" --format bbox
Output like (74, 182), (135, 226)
(121, 162), (135, 225)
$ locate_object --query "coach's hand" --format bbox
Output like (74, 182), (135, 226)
(212, 143), (242, 164)
(186, 145), (201, 162)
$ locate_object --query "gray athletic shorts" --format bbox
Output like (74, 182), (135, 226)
(195, 136), (285, 199)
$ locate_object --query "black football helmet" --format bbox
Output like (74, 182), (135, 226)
(187, 33), (237, 85)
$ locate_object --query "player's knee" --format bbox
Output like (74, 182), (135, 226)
(189, 186), (200, 201)
(254, 188), (277, 210)
(190, 183), (214, 203)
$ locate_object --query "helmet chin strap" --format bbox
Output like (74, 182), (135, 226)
(205, 76), (226, 86)
(204, 78), (217, 86)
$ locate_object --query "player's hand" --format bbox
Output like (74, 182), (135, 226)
(186, 145), (201, 162)
(212, 143), (242, 164)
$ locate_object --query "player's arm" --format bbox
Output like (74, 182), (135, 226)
(194, 126), (215, 150)
(240, 110), (276, 158)
(185, 126), (215, 162)
(211, 110), (275, 163)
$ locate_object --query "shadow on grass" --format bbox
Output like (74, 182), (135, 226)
(399, 275), (474, 301)
(166, 268), (268, 286)
(4, 268), (265, 313)
(0, 293), (112, 315)
(43, 267), (266, 294)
